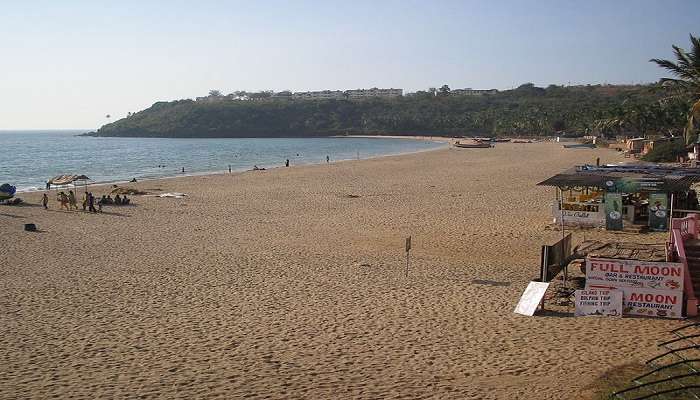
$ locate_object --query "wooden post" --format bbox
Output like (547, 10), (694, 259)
(405, 236), (411, 277)
(559, 188), (565, 239)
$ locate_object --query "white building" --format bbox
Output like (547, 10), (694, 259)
(451, 88), (498, 96)
(345, 88), (403, 99)
(292, 90), (346, 100)
(195, 95), (227, 103)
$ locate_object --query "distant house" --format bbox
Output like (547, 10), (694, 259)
(626, 138), (646, 154)
(195, 95), (227, 103)
(345, 88), (403, 99)
(271, 91), (293, 100)
(451, 88), (498, 96)
(292, 90), (345, 100)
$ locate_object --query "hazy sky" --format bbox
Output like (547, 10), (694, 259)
(1, 0), (699, 129)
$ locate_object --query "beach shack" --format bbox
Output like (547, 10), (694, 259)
(538, 164), (700, 231)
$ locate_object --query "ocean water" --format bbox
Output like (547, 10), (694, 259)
(0, 131), (446, 192)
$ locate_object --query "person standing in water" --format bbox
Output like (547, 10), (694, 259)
(42, 193), (49, 210)
(182, 167), (185, 173)
(228, 165), (232, 173)
(285, 159), (290, 167)
(326, 155), (330, 163)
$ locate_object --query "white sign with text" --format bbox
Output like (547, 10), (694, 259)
(575, 289), (623, 317)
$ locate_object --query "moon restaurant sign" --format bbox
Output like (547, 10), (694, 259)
(585, 257), (685, 318)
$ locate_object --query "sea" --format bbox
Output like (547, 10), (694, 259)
(0, 130), (446, 192)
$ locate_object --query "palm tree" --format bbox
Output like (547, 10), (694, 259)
(650, 34), (700, 144)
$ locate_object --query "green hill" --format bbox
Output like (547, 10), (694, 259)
(86, 84), (689, 138)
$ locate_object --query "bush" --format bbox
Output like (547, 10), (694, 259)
(642, 140), (686, 162)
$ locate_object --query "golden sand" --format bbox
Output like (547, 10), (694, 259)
(1, 142), (681, 399)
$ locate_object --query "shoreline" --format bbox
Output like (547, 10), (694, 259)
(12, 136), (448, 194)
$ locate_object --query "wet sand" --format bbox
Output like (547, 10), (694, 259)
(1, 142), (681, 399)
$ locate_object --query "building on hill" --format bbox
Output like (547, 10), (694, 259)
(451, 88), (498, 96)
(292, 90), (346, 100)
(271, 91), (293, 100)
(195, 95), (228, 103)
(345, 88), (403, 99)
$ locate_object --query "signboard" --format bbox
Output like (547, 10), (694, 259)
(514, 281), (549, 316)
(540, 233), (572, 281)
(552, 203), (605, 227)
(575, 289), (623, 317)
(621, 287), (683, 318)
(604, 192), (623, 230)
(586, 258), (684, 291)
(648, 193), (669, 231)
(586, 257), (685, 319)
(605, 177), (666, 193)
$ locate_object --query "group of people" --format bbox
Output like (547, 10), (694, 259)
(42, 190), (130, 212)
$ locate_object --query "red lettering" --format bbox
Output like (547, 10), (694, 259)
(635, 266), (650, 275)
(629, 293), (677, 304)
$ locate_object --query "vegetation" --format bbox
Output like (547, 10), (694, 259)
(650, 34), (700, 144)
(641, 140), (686, 162)
(88, 84), (688, 138)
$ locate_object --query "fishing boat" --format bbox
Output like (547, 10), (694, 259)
(453, 140), (493, 149)
(563, 143), (596, 149)
(0, 183), (16, 202)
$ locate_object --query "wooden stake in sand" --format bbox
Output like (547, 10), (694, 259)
(405, 236), (412, 277)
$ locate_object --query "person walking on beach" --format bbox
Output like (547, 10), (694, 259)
(58, 191), (69, 211)
(42, 193), (48, 210)
(87, 192), (97, 213)
(326, 155), (330, 163)
(45, 181), (50, 191)
(68, 190), (78, 210)
(82, 192), (88, 211)
(228, 165), (232, 173)
(285, 159), (290, 167)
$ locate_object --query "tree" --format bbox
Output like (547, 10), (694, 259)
(438, 85), (451, 96)
(650, 34), (700, 144)
(208, 89), (222, 97)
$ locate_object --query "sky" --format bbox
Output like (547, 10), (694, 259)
(1, 0), (699, 130)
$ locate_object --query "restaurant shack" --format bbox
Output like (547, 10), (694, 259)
(538, 164), (700, 231)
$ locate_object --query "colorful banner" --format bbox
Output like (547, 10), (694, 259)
(575, 289), (623, 317)
(586, 258), (684, 291)
(604, 192), (623, 231)
(648, 193), (669, 231)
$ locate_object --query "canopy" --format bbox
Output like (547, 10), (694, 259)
(48, 174), (90, 185)
(538, 164), (700, 193)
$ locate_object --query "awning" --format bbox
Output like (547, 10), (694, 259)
(538, 165), (700, 193)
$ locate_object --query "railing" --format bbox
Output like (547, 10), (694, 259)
(669, 214), (699, 317)
(613, 323), (700, 399)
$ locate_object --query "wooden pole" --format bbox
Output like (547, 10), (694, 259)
(559, 188), (565, 239)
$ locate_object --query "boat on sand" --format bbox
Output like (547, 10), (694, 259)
(453, 140), (493, 149)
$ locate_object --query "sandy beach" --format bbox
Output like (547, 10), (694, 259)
(1, 142), (683, 399)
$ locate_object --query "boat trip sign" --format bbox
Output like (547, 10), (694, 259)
(586, 258), (684, 291)
(575, 289), (622, 317)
